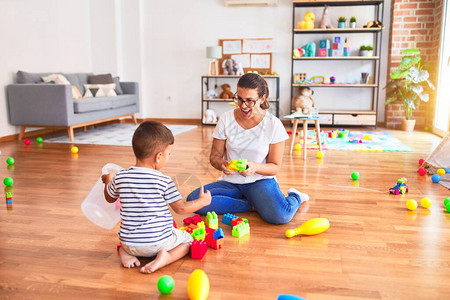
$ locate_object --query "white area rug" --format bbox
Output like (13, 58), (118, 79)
(44, 123), (197, 146)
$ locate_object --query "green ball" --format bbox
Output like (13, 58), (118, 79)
(36, 137), (43, 143)
(445, 197), (450, 206)
(3, 177), (13, 187)
(157, 275), (174, 294)
(6, 157), (15, 165)
(351, 171), (360, 180)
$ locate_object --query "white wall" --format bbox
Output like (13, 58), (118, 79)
(0, 0), (390, 138)
(0, 0), (92, 137)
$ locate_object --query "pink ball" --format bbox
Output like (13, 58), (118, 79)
(418, 167), (427, 176)
(24, 139), (31, 145)
(418, 158), (425, 166)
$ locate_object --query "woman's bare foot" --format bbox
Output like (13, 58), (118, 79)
(140, 249), (171, 274)
(119, 247), (141, 268)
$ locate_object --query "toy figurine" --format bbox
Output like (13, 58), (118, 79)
(389, 177), (408, 195)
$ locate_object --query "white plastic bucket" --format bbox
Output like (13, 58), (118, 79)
(81, 163), (123, 229)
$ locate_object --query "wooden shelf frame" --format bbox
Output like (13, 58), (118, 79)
(292, 84), (378, 87)
(293, 56), (380, 60)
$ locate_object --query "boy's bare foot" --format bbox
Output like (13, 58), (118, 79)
(119, 247), (141, 268)
(140, 249), (171, 274)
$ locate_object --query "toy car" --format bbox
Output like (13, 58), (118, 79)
(389, 177), (408, 195)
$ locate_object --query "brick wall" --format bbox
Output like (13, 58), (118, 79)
(386, 0), (443, 129)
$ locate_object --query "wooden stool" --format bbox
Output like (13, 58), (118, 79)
(286, 115), (324, 160)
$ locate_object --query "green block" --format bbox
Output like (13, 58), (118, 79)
(191, 228), (206, 241)
(232, 222), (250, 238)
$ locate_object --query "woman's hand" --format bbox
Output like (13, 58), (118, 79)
(220, 161), (234, 175)
(239, 161), (258, 177)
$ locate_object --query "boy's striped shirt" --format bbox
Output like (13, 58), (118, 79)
(107, 166), (181, 246)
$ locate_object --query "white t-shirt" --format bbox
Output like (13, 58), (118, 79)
(212, 109), (289, 184)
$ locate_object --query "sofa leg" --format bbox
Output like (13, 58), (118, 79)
(68, 127), (74, 142)
(83, 126), (87, 132)
(131, 114), (138, 125)
(18, 126), (26, 140)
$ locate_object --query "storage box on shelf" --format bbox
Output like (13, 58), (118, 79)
(291, 0), (384, 126)
(201, 75), (280, 125)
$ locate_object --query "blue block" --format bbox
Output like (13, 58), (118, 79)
(319, 40), (330, 49)
(214, 228), (224, 239)
(334, 36), (341, 43)
(222, 213), (239, 226)
(6, 200), (12, 204)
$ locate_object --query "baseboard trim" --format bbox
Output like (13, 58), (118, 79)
(138, 118), (202, 125)
(0, 128), (61, 142)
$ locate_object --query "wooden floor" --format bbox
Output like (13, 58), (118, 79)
(0, 125), (449, 299)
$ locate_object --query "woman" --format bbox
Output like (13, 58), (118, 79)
(187, 73), (309, 224)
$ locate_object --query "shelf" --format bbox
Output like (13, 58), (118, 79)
(292, 83), (378, 87)
(293, 56), (379, 60)
(293, 28), (382, 34)
(293, 0), (383, 7)
(320, 110), (376, 115)
(203, 98), (279, 102)
(202, 75), (279, 78)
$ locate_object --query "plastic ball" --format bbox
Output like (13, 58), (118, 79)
(418, 158), (425, 166)
(3, 177), (13, 187)
(406, 199), (418, 211)
(157, 275), (174, 294)
(424, 126), (429, 131)
(294, 144), (301, 150)
(420, 197), (432, 208)
(71, 146), (79, 154)
(36, 137), (43, 143)
(317, 151), (324, 158)
(445, 198), (450, 206)
(417, 167), (427, 176)
(445, 168), (450, 174)
(6, 157), (15, 165)
(351, 171), (360, 180)
(24, 139), (31, 145)
(436, 169), (445, 176)
(431, 174), (441, 183)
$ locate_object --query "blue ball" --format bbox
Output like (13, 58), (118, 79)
(431, 174), (441, 183)
(445, 168), (450, 174)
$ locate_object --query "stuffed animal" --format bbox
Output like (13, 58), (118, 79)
(292, 87), (315, 115)
(219, 83), (234, 99)
(203, 109), (217, 124)
(206, 89), (217, 99)
(293, 48), (305, 58)
(222, 57), (237, 75)
(301, 42), (316, 57)
(235, 62), (244, 75)
(364, 20), (385, 29)
(319, 5), (333, 29)
(297, 11), (315, 29)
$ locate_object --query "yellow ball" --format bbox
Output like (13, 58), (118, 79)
(420, 197), (432, 208)
(436, 169), (445, 176)
(317, 151), (324, 158)
(71, 146), (79, 154)
(294, 143), (302, 150)
(406, 199), (418, 211)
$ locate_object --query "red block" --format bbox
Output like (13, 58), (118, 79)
(173, 220), (178, 228)
(183, 214), (202, 225)
(231, 218), (244, 227)
(191, 240), (207, 259)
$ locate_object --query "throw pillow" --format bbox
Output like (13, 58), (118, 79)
(88, 74), (114, 84)
(113, 76), (124, 95)
(42, 74), (80, 99)
(72, 86), (82, 99)
(83, 83), (117, 98)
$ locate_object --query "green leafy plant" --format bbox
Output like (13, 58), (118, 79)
(360, 45), (368, 51)
(366, 45), (374, 51)
(350, 16), (356, 23)
(385, 48), (435, 120)
(338, 16), (347, 23)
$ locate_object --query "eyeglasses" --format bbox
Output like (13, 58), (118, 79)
(233, 92), (259, 107)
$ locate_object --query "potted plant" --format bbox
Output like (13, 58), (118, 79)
(359, 45), (368, 56)
(338, 16), (347, 28)
(350, 16), (356, 28)
(366, 45), (374, 57)
(385, 48), (435, 131)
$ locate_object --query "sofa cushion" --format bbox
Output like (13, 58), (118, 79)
(17, 71), (53, 83)
(88, 74), (113, 84)
(113, 76), (124, 95)
(73, 95), (136, 113)
(64, 73), (91, 95)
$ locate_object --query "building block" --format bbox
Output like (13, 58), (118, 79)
(227, 159), (248, 172)
(332, 42), (341, 50)
(191, 240), (207, 259)
(222, 213), (239, 226)
(173, 220), (178, 228)
(205, 234), (224, 250)
(186, 227), (194, 234)
(117, 242), (122, 253)
(196, 221), (205, 229)
(205, 211), (218, 229)
(343, 47), (350, 56)
(293, 73), (307, 84)
(188, 223), (198, 230)
(331, 49), (341, 57)
(232, 222), (250, 238)
(205, 228), (215, 236)
(231, 218), (248, 227)
(318, 48), (328, 57)
(183, 214), (202, 225)
(319, 40), (330, 49)
(213, 228), (224, 240)
(191, 227), (206, 241)
(179, 226), (188, 231)
(334, 36), (341, 44)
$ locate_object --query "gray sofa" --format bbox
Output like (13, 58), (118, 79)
(7, 71), (139, 141)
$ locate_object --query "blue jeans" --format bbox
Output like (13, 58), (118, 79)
(186, 178), (302, 224)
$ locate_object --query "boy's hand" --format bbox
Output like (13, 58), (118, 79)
(102, 173), (114, 185)
(198, 186), (212, 206)
(239, 161), (257, 177)
(220, 161), (234, 175)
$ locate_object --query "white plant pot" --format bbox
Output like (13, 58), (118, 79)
(350, 22), (356, 28)
(360, 50), (368, 57)
(367, 50), (373, 57)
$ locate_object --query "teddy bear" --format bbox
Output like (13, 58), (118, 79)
(319, 5), (334, 29)
(222, 57), (237, 75)
(297, 11), (315, 29)
(235, 62), (244, 75)
(219, 83), (234, 99)
(292, 87), (315, 115)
